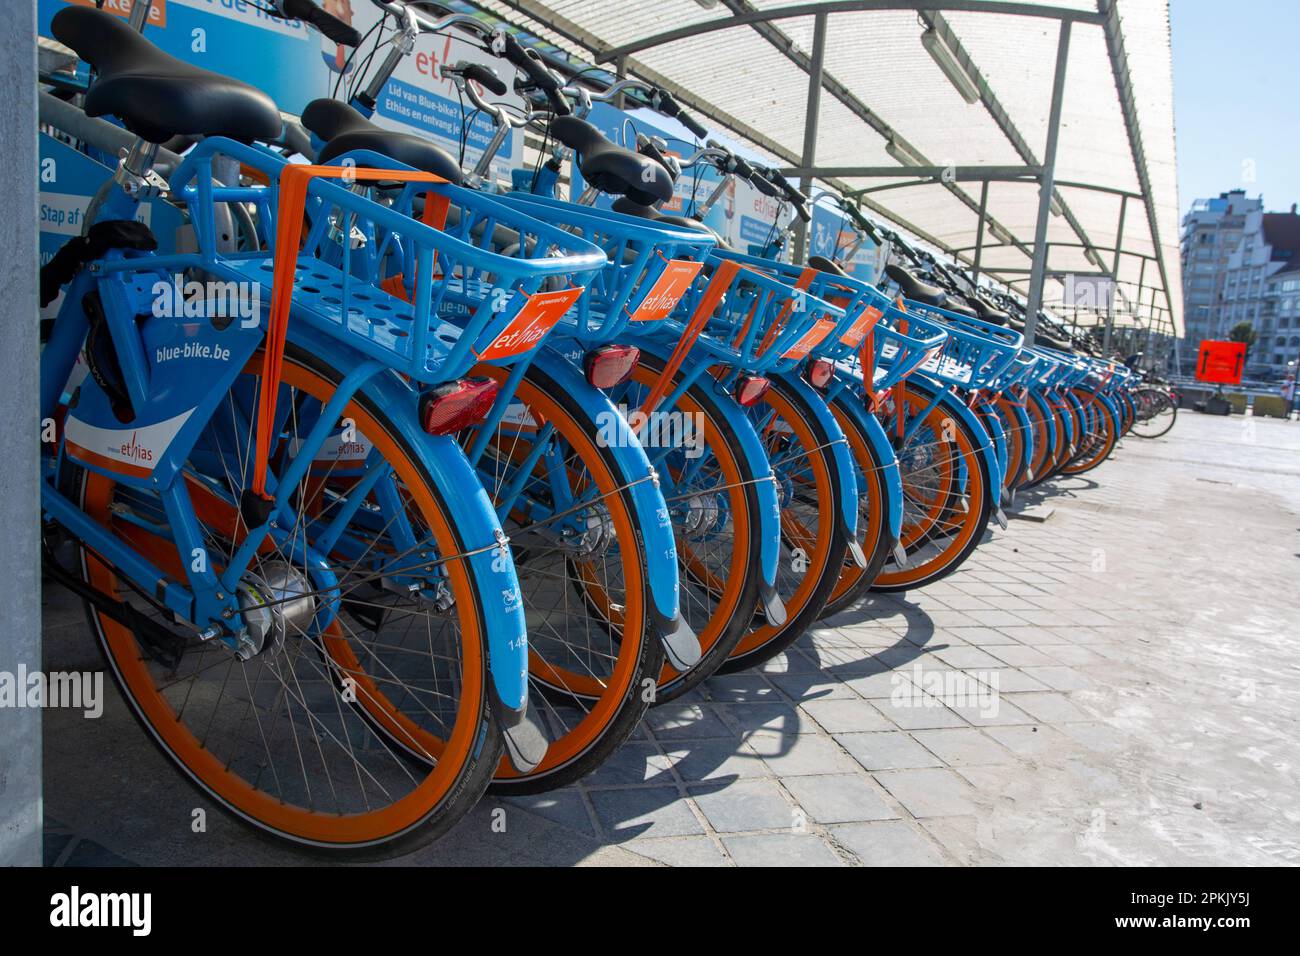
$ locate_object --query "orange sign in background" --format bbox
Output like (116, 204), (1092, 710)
(1195, 340), (1247, 385)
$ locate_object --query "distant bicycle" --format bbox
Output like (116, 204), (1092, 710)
(1130, 385), (1177, 439)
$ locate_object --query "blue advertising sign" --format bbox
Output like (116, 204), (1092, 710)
(810, 201), (878, 283)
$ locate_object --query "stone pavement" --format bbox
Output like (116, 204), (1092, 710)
(39, 410), (1300, 866)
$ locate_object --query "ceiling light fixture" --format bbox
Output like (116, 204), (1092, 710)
(920, 27), (980, 104)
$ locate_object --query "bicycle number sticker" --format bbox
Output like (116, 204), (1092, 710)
(839, 306), (883, 347)
(627, 259), (703, 322)
(477, 286), (584, 361)
(781, 318), (838, 360)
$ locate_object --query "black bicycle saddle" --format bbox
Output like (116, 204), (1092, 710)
(301, 99), (464, 184)
(52, 6), (281, 145)
(552, 116), (674, 206)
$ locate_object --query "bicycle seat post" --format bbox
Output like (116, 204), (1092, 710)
(114, 137), (160, 197)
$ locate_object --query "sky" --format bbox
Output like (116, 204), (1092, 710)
(1171, 0), (1300, 214)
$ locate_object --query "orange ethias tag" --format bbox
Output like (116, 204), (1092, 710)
(477, 286), (584, 361)
(782, 318), (839, 360)
(839, 305), (883, 347)
(628, 259), (703, 322)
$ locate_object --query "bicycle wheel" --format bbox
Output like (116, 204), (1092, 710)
(822, 385), (894, 617)
(1022, 389), (1054, 488)
(613, 353), (764, 702)
(871, 380), (992, 591)
(990, 394), (1029, 492)
(469, 362), (664, 794)
(721, 374), (849, 672)
(63, 344), (501, 853)
(1061, 391), (1118, 475)
(1130, 386), (1177, 438)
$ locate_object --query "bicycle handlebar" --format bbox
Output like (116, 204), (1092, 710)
(276, 0), (361, 47)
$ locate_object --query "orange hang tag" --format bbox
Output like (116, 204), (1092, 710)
(476, 286), (585, 361)
(782, 317), (838, 360)
(840, 305), (883, 347)
(627, 259), (704, 322)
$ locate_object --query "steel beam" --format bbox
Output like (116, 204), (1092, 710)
(787, 165), (1041, 180)
(973, 180), (989, 282)
(596, 2), (1104, 63)
(1024, 19), (1071, 346)
(794, 11), (828, 262)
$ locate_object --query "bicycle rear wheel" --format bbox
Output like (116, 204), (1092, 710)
(63, 345), (501, 853)
(871, 380), (992, 591)
(470, 362), (664, 794)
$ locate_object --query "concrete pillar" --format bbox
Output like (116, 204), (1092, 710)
(0, 0), (42, 867)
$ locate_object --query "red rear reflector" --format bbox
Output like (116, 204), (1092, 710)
(584, 344), (640, 389)
(807, 357), (835, 390)
(419, 377), (498, 436)
(735, 375), (771, 407)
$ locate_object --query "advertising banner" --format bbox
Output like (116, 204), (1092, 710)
(574, 102), (786, 257)
(809, 200), (878, 283)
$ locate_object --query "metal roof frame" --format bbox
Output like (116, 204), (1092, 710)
(470, 0), (1180, 345)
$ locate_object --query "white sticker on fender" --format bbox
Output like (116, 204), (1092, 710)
(65, 409), (195, 474)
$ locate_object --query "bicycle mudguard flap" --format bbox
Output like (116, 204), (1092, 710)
(831, 369), (905, 546)
(772, 370), (863, 565)
(528, 347), (700, 670)
(63, 297), (261, 491)
(631, 341), (785, 622)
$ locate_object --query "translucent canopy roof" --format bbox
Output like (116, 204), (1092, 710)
(471, 1), (1181, 336)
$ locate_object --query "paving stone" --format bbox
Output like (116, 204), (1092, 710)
(1010, 691), (1093, 723)
(663, 737), (769, 782)
(722, 832), (844, 867)
(972, 667), (1051, 693)
(836, 731), (943, 771)
(983, 723), (1074, 758)
(911, 728), (1016, 767)
(583, 741), (675, 787)
(747, 729), (861, 776)
(949, 626), (1023, 646)
(801, 697), (893, 734)
(703, 672), (781, 703)
(626, 835), (730, 867)
(783, 774), (897, 824)
(716, 702), (816, 735)
(870, 697), (969, 730)
(589, 787), (703, 839)
(987, 644), (1061, 667)
(874, 768), (982, 818)
(931, 645), (1007, 669)
(646, 703), (735, 741)
(768, 672), (858, 701)
(500, 790), (595, 836)
(689, 778), (794, 833)
(1019, 665), (1095, 691)
(830, 820), (947, 866)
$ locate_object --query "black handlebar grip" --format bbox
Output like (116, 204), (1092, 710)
(749, 170), (781, 198)
(497, 33), (570, 115)
(460, 63), (508, 96)
(731, 156), (755, 180)
(282, 0), (361, 47)
(652, 88), (708, 139)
